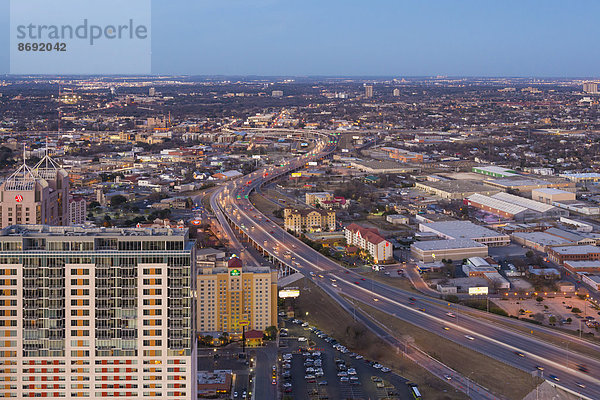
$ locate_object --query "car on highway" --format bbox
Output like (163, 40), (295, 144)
(442, 326), (449, 331)
(318, 380), (328, 386)
(443, 374), (452, 380)
(409, 297), (416, 301)
(271, 378), (277, 385)
(381, 367), (391, 372)
(549, 375), (560, 382)
(577, 364), (589, 373)
(354, 281), (360, 285)
(465, 335), (475, 341)
(576, 382), (586, 388)
(515, 351), (525, 357)
(446, 312), (456, 318)
(535, 365), (544, 371)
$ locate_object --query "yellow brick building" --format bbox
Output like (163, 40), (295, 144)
(197, 256), (277, 336)
(283, 207), (336, 233)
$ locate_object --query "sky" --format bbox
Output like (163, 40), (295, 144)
(1, 0), (599, 77)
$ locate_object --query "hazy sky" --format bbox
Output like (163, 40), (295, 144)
(1, 0), (599, 77)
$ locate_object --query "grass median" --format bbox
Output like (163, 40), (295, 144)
(350, 299), (542, 400)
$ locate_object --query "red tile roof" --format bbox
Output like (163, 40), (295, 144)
(346, 223), (387, 245)
(244, 329), (263, 339)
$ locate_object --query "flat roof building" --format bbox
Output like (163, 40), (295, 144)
(547, 245), (600, 266)
(414, 180), (500, 200)
(418, 220), (510, 247)
(531, 188), (576, 204)
(563, 260), (600, 274)
(472, 165), (519, 178)
(411, 239), (488, 263)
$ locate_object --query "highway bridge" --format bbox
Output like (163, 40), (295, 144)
(210, 128), (600, 399)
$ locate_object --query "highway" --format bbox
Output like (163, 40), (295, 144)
(210, 129), (600, 398)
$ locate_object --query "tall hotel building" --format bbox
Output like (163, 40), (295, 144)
(0, 225), (197, 399)
(0, 154), (70, 229)
(197, 256), (277, 335)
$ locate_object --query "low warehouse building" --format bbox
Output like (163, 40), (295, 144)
(418, 220), (510, 247)
(411, 239), (488, 263)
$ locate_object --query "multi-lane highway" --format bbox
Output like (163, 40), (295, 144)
(210, 129), (600, 398)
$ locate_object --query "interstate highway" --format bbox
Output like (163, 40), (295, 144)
(212, 131), (600, 398)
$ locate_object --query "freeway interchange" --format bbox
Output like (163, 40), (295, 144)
(209, 129), (600, 398)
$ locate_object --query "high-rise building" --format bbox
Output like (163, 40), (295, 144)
(149, 87), (156, 96)
(583, 82), (598, 94)
(365, 85), (373, 98)
(68, 197), (87, 225)
(0, 154), (69, 228)
(272, 90), (283, 98)
(393, 88), (400, 96)
(0, 225), (197, 399)
(196, 256), (277, 335)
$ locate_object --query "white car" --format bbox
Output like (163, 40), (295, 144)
(465, 335), (475, 341)
(381, 367), (391, 372)
(298, 337), (307, 342)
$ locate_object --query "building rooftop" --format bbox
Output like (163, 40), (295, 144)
(549, 245), (600, 255)
(412, 239), (486, 251)
(467, 193), (528, 215)
(492, 192), (556, 213)
(420, 220), (506, 240)
(512, 231), (572, 246)
(0, 224), (189, 238)
(532, 188), (572, 195)
(563, 261), (600, 269)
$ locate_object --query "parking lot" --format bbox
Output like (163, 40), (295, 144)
(278, 318), (411, 400)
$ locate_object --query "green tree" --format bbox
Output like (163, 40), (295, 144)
(110, 195), (127, 207)
(572, 307), (582, 314)
(535, 296), (544, 302)
(549, 316), (557, 325)
(264, 326), (278, 340)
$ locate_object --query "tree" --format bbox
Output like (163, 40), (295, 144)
(89, 201), (101, 209)
(535, 296), (544, 302)
(110, 195), (127, 207)
(526, 250), (534, 258)
(572, 307), (582, 314)
(264, 326), (278, 340)
(549, 316), (557, 325)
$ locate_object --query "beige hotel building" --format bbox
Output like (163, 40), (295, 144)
(197, 257), (277, 336)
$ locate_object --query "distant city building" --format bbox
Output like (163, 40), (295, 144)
(472, 165), (518, 178)
(305, 192), (348, 210)
(0, 154), (70, 228)
(531, 188), (575, 204)
(0, 225), (197, 398)
(149, 86), (156, 96)
(393, 88), (400, 96)
(364, 85), (373, 98)
(583, 82), (599, 94)
(196, 256), (277, 335)
(547, 245), (600, 266)
(380, 147), (424, 163)
(272, 90), (284, 97)
(345, 223), (393, 263)
(68, 197), (87, 225)
(284, 207), (336, 233)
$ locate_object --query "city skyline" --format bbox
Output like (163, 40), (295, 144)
(1, 0), (600, 76)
